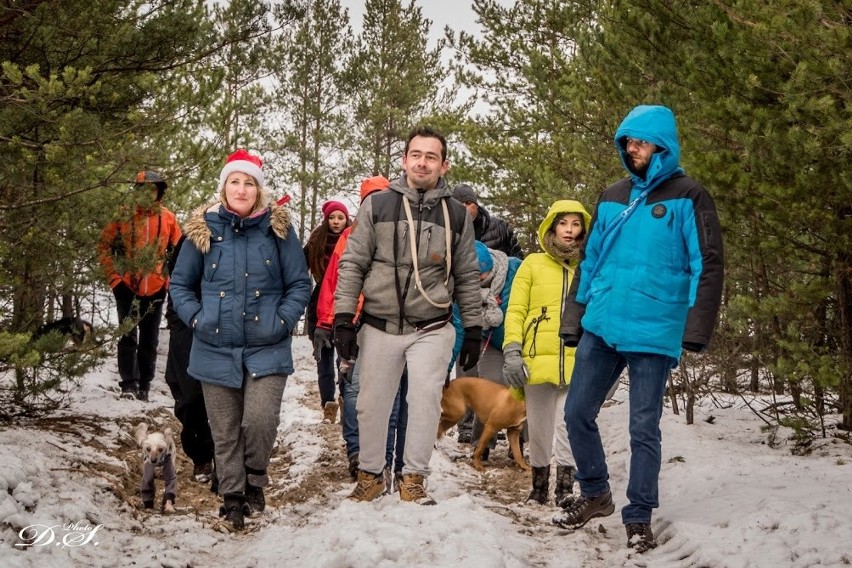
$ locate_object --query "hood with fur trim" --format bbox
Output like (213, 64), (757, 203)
(184, 201), (293, 254)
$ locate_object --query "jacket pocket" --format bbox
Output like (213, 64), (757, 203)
(203, 248), (222, 282)
(192, 297), (223, 347)
(244, 296), (287, 346)
(260, 243), (280, 280)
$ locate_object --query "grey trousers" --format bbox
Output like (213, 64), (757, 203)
(356, 322), (455, 477)
(202, 373), (287, 496)
(524, 382), (573, 468)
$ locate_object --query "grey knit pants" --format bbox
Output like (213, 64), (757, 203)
(202, 373), (287, 496)
(356, 322), (455, 477)
(524, 382), (573, 468)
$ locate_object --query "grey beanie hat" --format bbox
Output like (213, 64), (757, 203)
(452, 183), (478, 203)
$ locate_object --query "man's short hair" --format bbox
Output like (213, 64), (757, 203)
(405, 125), (447, 162)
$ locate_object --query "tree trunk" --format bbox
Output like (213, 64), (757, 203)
(838, 253), (852, 430)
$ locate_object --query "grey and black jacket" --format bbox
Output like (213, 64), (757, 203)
(335, 176), (482, 335)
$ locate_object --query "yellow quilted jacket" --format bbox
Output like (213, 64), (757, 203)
(503, 200), (592, 392)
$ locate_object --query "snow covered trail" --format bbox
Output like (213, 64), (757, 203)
(1, 334), (851, 567)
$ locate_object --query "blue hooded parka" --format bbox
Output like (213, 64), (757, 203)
(560, 105), (724, 358)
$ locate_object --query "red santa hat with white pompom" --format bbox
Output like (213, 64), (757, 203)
(218, 149), (264, 192)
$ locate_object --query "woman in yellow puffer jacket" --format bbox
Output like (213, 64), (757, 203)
(503, 199), (591, 506)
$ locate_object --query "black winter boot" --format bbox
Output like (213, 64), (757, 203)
(245, 484), (265, 514)
(526, 465), (550, 505)
(554, 465), (576, 508)
(218, 493), (245, 532)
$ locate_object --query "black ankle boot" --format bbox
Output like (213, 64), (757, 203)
(245, 484), (265, 514)
(554, 465), (576, 508)
(526, 465), (550, 505)
(218, 493), (245, 531)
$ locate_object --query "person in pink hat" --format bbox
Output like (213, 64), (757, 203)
(304, 198), (351, 423)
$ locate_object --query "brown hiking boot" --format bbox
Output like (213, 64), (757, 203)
(551, 490), (615, 529)
(348, 470), (385, 502)
(626, 523), (658, 553)
(322, 401), (339, 424)
(399, 474), (436, 505)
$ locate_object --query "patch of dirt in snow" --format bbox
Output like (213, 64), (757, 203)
(23, 376), (355, 537)
(27, 368), (597, 563)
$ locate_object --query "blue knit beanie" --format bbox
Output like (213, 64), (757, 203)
(474, 241), (494, 273)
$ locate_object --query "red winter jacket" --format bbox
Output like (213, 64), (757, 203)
(316, 225), (363, 329)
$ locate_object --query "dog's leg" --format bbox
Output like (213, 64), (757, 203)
(507, 427), (530, 471)
(140, 462), (156, 509)
(472, 422), (499, 472)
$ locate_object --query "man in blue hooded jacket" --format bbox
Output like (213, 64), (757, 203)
(554, 105), (724, 552)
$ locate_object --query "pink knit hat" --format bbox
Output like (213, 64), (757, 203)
(321, 200), (349, 219)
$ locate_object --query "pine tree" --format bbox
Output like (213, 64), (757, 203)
(0, 0), (260, 417)
(270, 0), (354, 239)
(454, 0), (851, 430)
(155, 0), (276, 213)
(449, 0), (620, 251)
(342, 0), (453, 179)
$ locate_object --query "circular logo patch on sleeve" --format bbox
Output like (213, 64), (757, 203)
(651, 204), (667, 218)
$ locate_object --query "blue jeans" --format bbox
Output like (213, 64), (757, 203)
(340, 359), (361, 458)
(386, 369), (409, 474)
(340, 361), (408, 472)
(564, 331), (675, 524)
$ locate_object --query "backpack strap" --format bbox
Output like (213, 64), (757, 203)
(401, 195), (452, 309)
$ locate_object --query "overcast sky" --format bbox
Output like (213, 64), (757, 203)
(343, 0), (515, 47)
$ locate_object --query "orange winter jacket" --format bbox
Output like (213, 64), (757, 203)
(316, 225), (363, 329)
(98, 205), (182, 297)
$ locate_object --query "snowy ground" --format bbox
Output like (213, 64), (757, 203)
(1, 334), (851, 568)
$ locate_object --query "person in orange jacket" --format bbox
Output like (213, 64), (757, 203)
(98, 170), (182, 400)
(314, 176), (396, 482)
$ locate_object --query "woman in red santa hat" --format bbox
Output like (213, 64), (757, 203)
(169, 149), (311, 531)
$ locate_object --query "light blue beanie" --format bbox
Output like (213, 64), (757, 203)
(474, 241), (494, 273)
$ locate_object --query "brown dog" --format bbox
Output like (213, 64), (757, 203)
(437, 377), (529, 472)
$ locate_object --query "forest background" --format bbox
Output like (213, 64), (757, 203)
(0, 0), (849, 444)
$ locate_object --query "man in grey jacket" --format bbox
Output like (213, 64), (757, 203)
(334, 125), (483, 504)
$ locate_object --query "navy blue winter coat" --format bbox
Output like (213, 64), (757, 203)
(170, 202), (311, 388)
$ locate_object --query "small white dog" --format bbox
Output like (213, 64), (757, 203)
(134, 422), (177, 512)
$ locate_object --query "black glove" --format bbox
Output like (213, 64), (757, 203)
(458, 326), (482, 372)
(333, 314), (358, 361)
(682, 342), (707, 353)
(312, 326), (332, 361)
